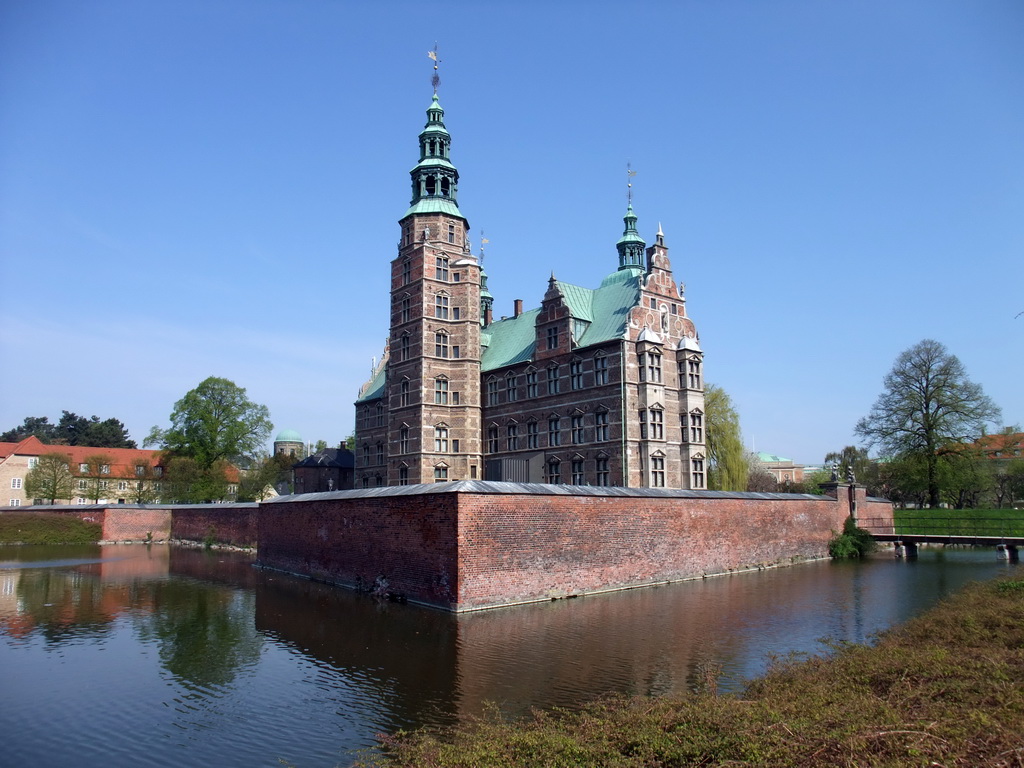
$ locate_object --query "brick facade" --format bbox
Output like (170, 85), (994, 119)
(355, 94), (707, 492)
(258, 482), (894, 612)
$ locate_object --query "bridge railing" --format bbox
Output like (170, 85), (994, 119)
(858, 515), (1024, 539)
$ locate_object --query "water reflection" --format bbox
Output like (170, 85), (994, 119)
(0, 544), (1019, 768)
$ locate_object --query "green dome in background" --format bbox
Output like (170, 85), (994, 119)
(275, 429), (303, 443)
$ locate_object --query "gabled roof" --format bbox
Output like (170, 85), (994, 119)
(481, 268), (642, 371)
(293, 448), (355, 469)
(0, 435), (241, 481)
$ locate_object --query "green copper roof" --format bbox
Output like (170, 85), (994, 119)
(275, 429), (303, 443)
(481, 269), (642, 371)
(402, 198), (465, 219)
(356, 367), (386, 403)
(411, 156), (457, 172)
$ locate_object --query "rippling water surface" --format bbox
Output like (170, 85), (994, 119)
(0, 543), (1018, 767)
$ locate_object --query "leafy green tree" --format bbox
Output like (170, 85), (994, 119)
(24, 453), (75, 504)
(704, 383), (749, 491)
(145, 377), (272, 469)
(78, 454), (115, 503)
(1, 411), (135, 448)
(313, 439), (328, 453)
(128, 461), (161, 504)
(855, 339), (1001, 508)
(238, 453), (292, 501)
(991, 458), (1024, 509)
(1, 416), (57, 443)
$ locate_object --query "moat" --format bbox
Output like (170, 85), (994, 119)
(1, 543), (1018, 768)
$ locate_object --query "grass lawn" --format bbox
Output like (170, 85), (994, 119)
(893, 508), (1024, 537)
(0, 512), (102, 544)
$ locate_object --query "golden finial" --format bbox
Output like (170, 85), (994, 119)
(428, 43), (441, 93)
(627, 162), (637, 205)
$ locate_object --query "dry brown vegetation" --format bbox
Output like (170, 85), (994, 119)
(359, 577), (1024, 767)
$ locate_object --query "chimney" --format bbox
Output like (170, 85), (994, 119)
(485, 307), (493, 326)
(514, 299), (523, 318)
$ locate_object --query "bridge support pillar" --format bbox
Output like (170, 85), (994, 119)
(1009, 545), (1020, 563)
(894, 541), (917, 559)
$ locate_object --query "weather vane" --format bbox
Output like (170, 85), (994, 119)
(626, 162), (637, 205)
(428, 43), (441, 93)
(478, 230), (490, 262)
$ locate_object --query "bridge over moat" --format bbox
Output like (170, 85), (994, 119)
(858, 516), (1023, 561)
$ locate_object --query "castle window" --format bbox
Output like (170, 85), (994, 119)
(526, 370), (538, 398)
(548, 416), (561, 447)
(400, 334), (410, 361)
(401, 258), (411, 284)
(650, 408), (664, 440)
(547, 365), (560, 395)
(434, 426), (449, 452)
(690, 411), (703, 443)
(571, 415), (584, 444)
(594, 354), (608, 385)
(595, 410), (609, 442)
(434, 466), (448, 482)
(435, 331), (449, 358)
(692, 457), (705, 488)
(452, 345), (460, 359)
(400, 297), (411, 324)
(435, 254), (449, 281)
(399, 467), (409, 485)
(527, 421), (538, 449)
(441, 177), (451, 197)
(507, 424), (519, 451)
(452, 439), (459, 453)
(571, 459), (585, 485)
(362, 476), (370, 488)
(401, 379), (410, 407)
(487, 426), (499, 453)
(506, 373), (518, 401)
(596, 456), (609, 486)
(448, 223), (455, 243)
(688, 359), (702, 390)
(362, 444), (370, 464)
(435, 293), (450, 319)
(570, 360), (583, 390)
(376, 442), (384, 464)
(546, 458), (561, 484)
(647, 350), (662, 383)
(487, 379), (499, 405)
(375, 474), (384, 487)
(434, 378), (449, 404)
(651, 456), (665, 487)
(639, 410), (647, 439)
(376, 403), (385, 426)
(546, 326), (558, 350)
(400, 426), (409, 453)
(453, 306), (461, 320)
(403, 225), (411, 246)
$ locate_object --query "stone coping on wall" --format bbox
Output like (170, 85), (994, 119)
(0, 502), (260, 511)
(263, 479), (829, 504)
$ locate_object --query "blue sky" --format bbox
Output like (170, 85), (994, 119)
(1, 0), (1021, 464)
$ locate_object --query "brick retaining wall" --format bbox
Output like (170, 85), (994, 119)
(259, 481), (878, 611)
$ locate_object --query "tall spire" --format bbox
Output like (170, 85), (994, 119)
(617, 164), (645, 270)
(403, 50), (464, 220)
(617, 204), (646, 270)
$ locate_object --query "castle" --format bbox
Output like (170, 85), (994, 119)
(355, 87), (706, 489)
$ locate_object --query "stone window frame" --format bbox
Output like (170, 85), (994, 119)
(650, 450), (666, 488)
(595, 453), (610, 486)
(593, 353), (608, 386)
(570, 358), (584, 390)
(505, 371), (518, 401)
(434, 330), (450, 358)
(435, 253), (450, 282)
(546, 363), (560, 395)
(689, 409), (704, 443)
(691, 453), (706, 489)
(594, 408), (609, 442)
(570, 454), (586, 485)
(487, 424), (499, 453)
(434, 376), (449, 404)
(486, 376), (500, 406)
(400, 378), (411, 407)
(526, 419), (539, 449)
(649, 405), (665, 440)
(399, 424), (410, 454)
(570, 412), (585, 444)
(548, 415), (561, 447)
(546, 457), (561, 484)
(435, 291), (450, 319)
(434, 424), (450, 453)
(525, 367), (539, 398)
(506, 421), (519, 451)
